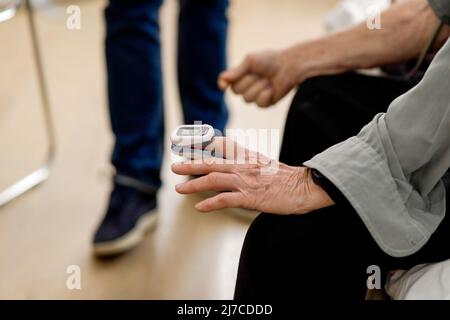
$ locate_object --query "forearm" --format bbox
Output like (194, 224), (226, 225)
(285, 0), (450, 81)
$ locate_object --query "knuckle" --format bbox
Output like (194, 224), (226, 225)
(243, 94), (253, 103)
(217, 194), (228, 206)
(259, 99), (270, 107)
(248, 162), (261, 170)
(230, 173), (241, 186)
(233, 84), (243, 94)
(207, 172), (220, 185)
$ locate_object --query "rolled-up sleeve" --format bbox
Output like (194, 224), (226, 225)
(304, 38), (450, 257)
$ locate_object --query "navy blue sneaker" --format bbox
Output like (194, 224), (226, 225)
(93, 183), (158, 257)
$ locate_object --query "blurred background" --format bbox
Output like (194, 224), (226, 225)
(0, 0), (335, 299)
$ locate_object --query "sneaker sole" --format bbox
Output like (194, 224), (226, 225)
(93, 211), (158, 257)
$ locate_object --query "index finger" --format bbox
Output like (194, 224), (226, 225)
(171, 157), (260, 176)
(171, 160), (236, 176)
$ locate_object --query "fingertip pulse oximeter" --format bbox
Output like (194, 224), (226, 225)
(170, 124), (215, 159)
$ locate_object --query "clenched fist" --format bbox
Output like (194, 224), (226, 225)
(217, 45), (322, 107)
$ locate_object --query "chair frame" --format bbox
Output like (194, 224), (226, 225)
(0, 0), (55, 208)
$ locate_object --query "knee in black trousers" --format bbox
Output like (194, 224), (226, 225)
(234, 206), (384, 300)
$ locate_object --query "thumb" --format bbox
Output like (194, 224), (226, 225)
(218, 59), (250, 90)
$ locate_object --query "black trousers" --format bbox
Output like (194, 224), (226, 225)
(234, 73), (450, 300)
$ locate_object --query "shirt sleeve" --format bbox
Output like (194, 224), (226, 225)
(304, 38), (450, 257)
(428, 0), (450, 24)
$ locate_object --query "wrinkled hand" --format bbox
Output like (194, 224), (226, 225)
(171, 137), (334, 214)
(218, 49), (308, 107)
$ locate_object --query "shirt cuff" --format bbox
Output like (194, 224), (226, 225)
(303, 130), (444, 257)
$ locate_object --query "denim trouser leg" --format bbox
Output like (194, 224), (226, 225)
(106, 0), (229, 190)
(105, 0), (164, 189)
(178, 0), (229, 134)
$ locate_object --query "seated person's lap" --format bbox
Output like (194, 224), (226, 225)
(235, 73), (450, 300)
(279, 72), (419, 165)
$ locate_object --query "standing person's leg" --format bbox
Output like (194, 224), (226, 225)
(106, 0), (164, 188)
(93, 0), (164, 257)
(177, 0), (229, 133)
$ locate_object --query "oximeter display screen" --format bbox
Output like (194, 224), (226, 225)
(176, 127), (205, 136)
(171, 124), (215, 158)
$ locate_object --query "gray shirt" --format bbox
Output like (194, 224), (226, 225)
(304, 0), (450, 257)
(429, 0), (450, 24)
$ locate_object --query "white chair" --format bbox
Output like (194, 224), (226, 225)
(385, 260), (450, 300)
(0, 0), (55, 208)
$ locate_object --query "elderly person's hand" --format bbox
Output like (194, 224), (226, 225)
(171, 137), (334, 214)
(217, 0), (450, 108)
(217, 50), (308, 107)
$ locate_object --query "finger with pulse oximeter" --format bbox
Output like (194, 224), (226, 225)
(170, 124), (218, 159)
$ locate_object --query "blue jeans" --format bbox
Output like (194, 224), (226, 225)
(105, 0), (229, 189)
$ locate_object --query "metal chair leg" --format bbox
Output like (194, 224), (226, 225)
(0, 0), (55, 208)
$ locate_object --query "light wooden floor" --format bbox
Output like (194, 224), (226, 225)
(0, 0), (334, 299)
